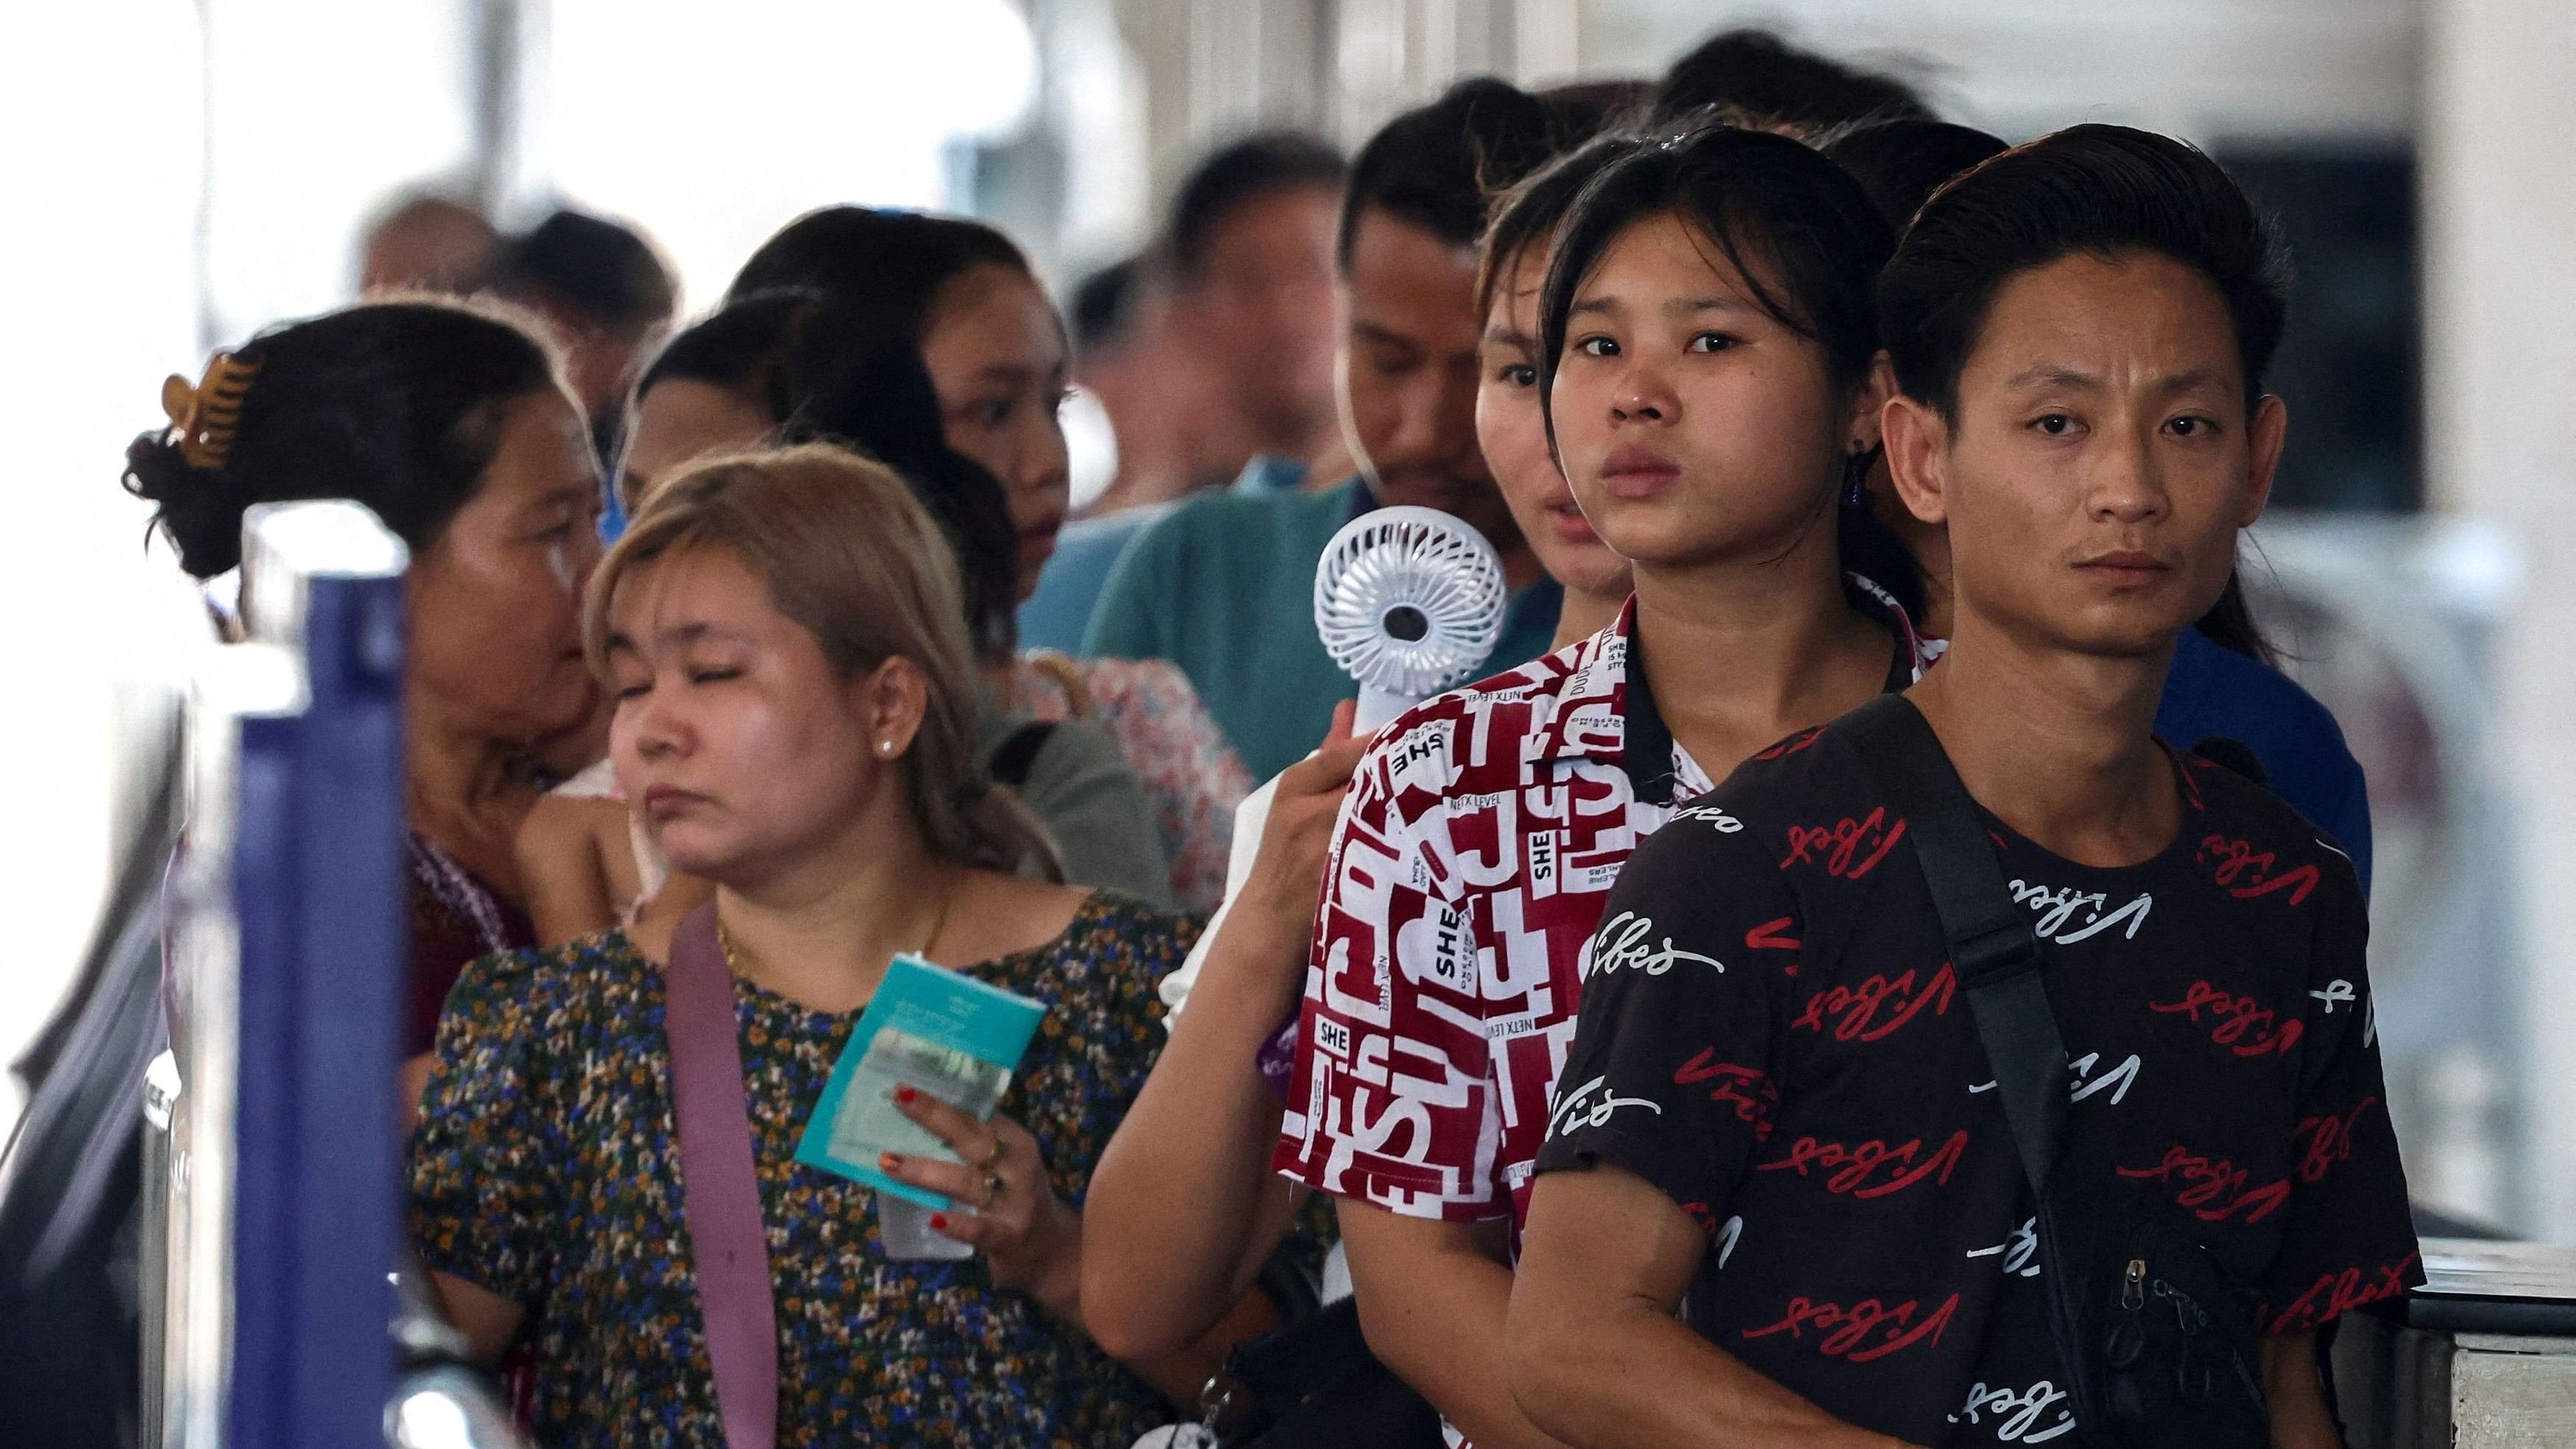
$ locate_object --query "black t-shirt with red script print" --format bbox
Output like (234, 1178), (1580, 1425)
(1533, 718), (2420, 1448)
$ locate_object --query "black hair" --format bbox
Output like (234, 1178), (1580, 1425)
(1479, 80), (1657, 321)
(637, 290), (1022, 661)
(1478, 132), (1627, 322)
(489, 208), (676, 335)
(1822, 119), (2007, 233)
(1070, 256), (1144, 357)
(1536, 79), (1655, 146)
(726, 207), (1029, 346)
(1652, 27), (1931, 133)
(1880, 124), (2290, 663)
(1168, 132), (1347, 279)
(1340, 77), (1556, 269)
(124, 300), (559, 580)
(1880, 124), (2290, 421)
(1535, 122), (1922, 620)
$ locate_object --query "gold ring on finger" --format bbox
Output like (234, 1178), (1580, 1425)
(980, 1136), (1006, 1170)
(980, 1170), (1006, 1208)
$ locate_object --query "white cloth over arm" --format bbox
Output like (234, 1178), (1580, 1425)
(1156, 770), (1279, 1027)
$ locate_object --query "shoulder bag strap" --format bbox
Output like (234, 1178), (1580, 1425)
(1839, 693), (2068, 1191)
(665, 903), (780, 1449)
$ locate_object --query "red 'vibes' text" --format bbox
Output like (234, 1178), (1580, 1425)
(2295, 1096), (2379, 1184)
(2117, 1144), (2292, 1224)
(2197, 834), (2321, 907)
(1674, 1049), (1778, 1138)
(2148, 979), (2304, 1058)
(2260, 1253), (2419, 1333)
(1741, 1292), (1961, 1362)
(1759, 1129), (1969, 1200)
(1783, 807), (1907, 880)
(1794, 963), (1956, 1042)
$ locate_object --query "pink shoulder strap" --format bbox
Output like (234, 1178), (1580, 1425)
(664, 903), (779, 1449)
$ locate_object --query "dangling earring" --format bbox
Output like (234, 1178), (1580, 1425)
(1841, 444), (1883, 510)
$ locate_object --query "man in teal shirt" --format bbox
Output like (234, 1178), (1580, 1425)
(1084, 79), (1565, 779)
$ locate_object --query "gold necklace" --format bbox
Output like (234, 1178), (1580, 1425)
(716, 868), (960, 979)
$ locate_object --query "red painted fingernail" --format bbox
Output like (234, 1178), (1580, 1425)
(880, 1152), (902, 1171)
(894, 1084), (917, 1104)
(929, 1213), (948, 1231)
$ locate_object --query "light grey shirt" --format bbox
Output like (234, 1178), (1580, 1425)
(974, 690), (1175, 910)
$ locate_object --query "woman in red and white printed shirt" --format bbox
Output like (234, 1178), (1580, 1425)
(1078, 113), (1644, 1367)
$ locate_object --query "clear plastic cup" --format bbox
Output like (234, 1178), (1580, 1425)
(878, 1193), (974, 1261)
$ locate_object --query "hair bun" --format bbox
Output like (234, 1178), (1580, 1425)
(123, 428), (247, 579)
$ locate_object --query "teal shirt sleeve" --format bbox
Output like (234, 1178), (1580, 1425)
(1079, 512), (1175, 662)
(1015, 715), (1176, 910)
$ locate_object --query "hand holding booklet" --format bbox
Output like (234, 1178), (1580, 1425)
(796, 953), (1047, 1256)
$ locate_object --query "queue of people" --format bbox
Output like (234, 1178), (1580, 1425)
(119, 23), (2414, 1449)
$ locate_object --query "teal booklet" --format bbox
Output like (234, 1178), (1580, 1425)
(794, 953), (1047, 1209)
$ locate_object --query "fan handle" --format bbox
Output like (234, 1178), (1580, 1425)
(1354, 686), (1415, 734)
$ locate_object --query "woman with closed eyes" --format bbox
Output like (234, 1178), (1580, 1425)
(412, 445), (1237, 1445)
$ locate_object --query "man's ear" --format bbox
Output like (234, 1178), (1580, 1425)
(1846, 352), (1897, 452)
(1880, 392), (1953, 528)
(2241, 394), (2287, 528)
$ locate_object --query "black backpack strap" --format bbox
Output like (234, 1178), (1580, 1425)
(1839, 694), (2068, 1193)
(987, 720), (1058, 790)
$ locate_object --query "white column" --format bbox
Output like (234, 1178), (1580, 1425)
(2421, 0), (2576, 1240)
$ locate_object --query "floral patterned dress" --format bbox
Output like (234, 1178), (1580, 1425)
(1013, 652), (1253, 914)
(408, 892), (1198, 1448)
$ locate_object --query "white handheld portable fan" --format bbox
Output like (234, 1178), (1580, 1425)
(1313, 505), (1508, 731)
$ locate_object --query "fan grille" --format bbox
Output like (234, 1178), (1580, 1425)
(1312, 507), (1508, 700)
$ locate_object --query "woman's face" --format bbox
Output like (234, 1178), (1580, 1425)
(406, 389), (604, 743)
(620, 379), (773, 513)
(604, 545), (920, 883)
(1548, 212), (1865, 573)
(919, 263), (1072, 599)
(1476, 244), (1632, 604)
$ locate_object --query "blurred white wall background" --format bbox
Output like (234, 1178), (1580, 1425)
(2420, 0), (2576, 1241)
(0, 0), (210, 1138)
(3, 0), (2573, 1243)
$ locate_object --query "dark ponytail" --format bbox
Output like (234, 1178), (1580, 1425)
(124, 299), (559, 579)
(2193, 573), (2277, 667)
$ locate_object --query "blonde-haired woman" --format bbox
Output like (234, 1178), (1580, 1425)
(410, 444), (1214, 1445)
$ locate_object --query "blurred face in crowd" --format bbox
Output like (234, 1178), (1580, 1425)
(361, 197), (496, 294)
(1477, 240), (1632, 604)
(620, 380), (771, 514)
(408, 389), (604, 741)
(1340, 206), (1523, 558)
(1076, 285), (1231, 500)
(1883, 249), (2282, 658)
(1549, 212), (1876, 574)
(1172, 183), (1342, 453)
(920, 263), (1072, 599)
(604, 544), (920, 885)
